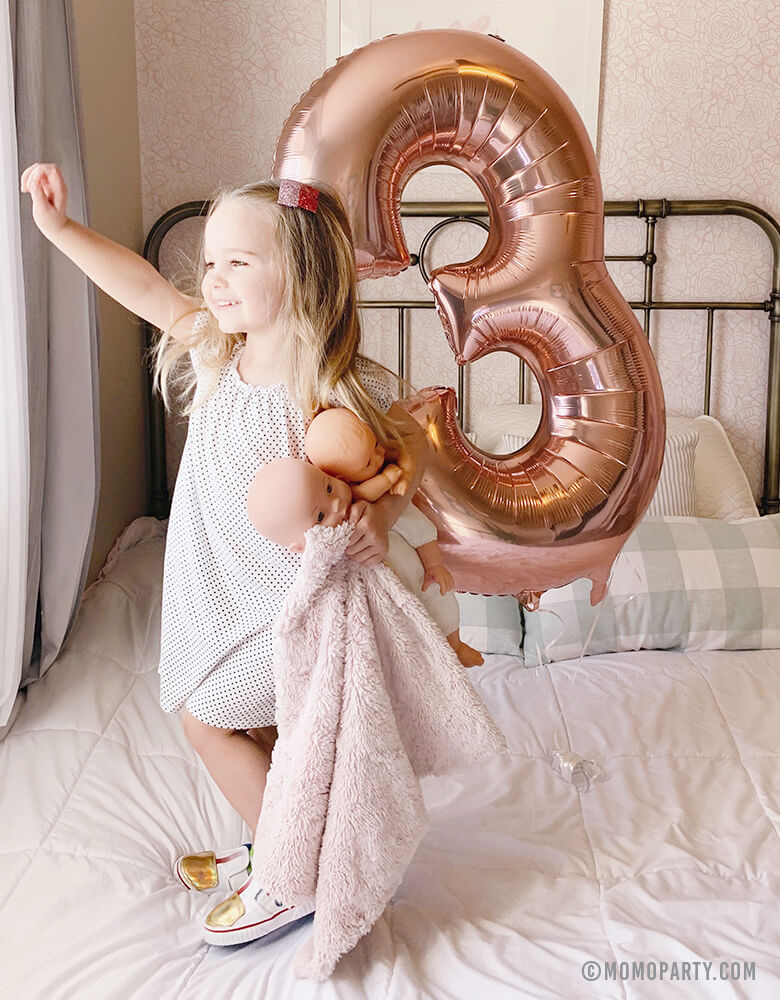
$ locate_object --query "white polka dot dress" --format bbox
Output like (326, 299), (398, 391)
(158, 341), (395, 729)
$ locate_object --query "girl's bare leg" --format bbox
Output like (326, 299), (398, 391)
(180, 709), (277, 832)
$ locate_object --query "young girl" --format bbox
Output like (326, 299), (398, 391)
(21, 163), (430, 945)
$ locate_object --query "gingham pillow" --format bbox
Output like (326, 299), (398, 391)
(523, 515), (780, 666)
(455, 592), (523, 656)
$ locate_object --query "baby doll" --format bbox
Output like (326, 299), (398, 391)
(304, 408), (447, 589)
(248, 407), (482, 667)
(247, 457), (353, 551)
(247, 455), (482, 668)
(306, 409), (483, 667)
(304, 409), (482, 667)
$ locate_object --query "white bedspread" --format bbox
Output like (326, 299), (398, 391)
(2, 518), (779, 999)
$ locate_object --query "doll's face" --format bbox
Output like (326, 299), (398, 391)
(349, 432), (386, 481)
(247, 457), (352, 551)
(305, 408), (386, 482)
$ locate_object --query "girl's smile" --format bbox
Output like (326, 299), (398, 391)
(201, 199), (285, 336)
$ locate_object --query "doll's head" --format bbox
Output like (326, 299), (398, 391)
(304, 408), (386, 483)
(247, 456), (352, 551)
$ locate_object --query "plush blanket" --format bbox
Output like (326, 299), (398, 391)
(251, 521), (508, 980)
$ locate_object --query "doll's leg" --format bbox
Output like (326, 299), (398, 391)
(385, 532), (483, 667)
(180, 709), (275, 831)
(445, 630), (484, 667)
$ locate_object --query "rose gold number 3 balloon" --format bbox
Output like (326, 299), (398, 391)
(274, 29), (665, 606)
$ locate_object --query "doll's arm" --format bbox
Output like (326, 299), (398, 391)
(346, 405), (427, 564)
(21, 163), (198, 338)
(364, 405), (427, 528)
(383, 442), (415, 496)
(416, 539), (455, 595)
(350, 464), (403, 502)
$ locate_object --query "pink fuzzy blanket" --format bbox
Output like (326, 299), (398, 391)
(251, 521), (508, 980)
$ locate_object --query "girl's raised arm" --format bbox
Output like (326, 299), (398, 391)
(21, 163), (198, 338)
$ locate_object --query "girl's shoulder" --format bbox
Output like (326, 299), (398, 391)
(167, 297), (208, 342)
(189, 314), (242, 376)
(354, 355), (399, 414)
(187, 310), (211, 369)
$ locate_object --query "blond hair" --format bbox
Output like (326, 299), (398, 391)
(151, 180), (407, 449)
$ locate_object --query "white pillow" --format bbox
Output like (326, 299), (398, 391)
(668, 415), (759, 521)
(471, 404), (759, 522)
(500, 428), (698, 519)
(471, 403), (541, 452)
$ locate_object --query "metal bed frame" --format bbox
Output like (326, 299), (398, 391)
(142, 199), (780, 518)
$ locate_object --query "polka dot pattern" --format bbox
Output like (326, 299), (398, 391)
(158, 345), (395, 729)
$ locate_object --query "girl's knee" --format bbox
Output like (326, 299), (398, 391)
(179, 708), (235, 753)
(246, 725), (278, 753)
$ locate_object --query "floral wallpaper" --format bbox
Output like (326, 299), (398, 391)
(135, 0), (780, 499)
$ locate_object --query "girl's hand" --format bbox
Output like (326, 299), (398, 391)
(345, 500), (390, 566)
(20, 163), (69, 239)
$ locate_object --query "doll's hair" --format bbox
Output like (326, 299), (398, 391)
(152, 179), (407, 449)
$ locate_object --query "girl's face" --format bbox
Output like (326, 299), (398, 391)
(201, 198), (285, 335)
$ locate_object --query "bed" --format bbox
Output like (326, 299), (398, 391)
(2, 199), (780, 1000)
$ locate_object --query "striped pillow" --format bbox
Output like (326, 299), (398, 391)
(522, 514), (780, 666)
(500, 430), (698, 519)
(645, 430), (697, 517)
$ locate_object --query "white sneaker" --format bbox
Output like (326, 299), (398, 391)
(174, 844), (252, 894)
(202, 873), (316, 946)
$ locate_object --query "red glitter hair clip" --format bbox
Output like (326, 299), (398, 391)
(277, 179), (320, 213)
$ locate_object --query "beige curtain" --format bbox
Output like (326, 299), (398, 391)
(0, 0), (29, 730)
(1, 0), (99, 730)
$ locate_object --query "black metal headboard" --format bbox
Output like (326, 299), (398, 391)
(142, 198), (780, 518)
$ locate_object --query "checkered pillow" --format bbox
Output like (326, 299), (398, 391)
(523, 515), (780, 666)
(455, 592), (523, 656)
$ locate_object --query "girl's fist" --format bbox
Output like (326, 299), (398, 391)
(20, 163), (68, 238)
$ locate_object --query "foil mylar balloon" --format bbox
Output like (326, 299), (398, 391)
(273, 29), (665, 606)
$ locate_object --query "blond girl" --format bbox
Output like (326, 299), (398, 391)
(21, 164), (428, 945)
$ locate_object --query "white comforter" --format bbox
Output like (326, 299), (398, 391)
(2, 518), (779, 999)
